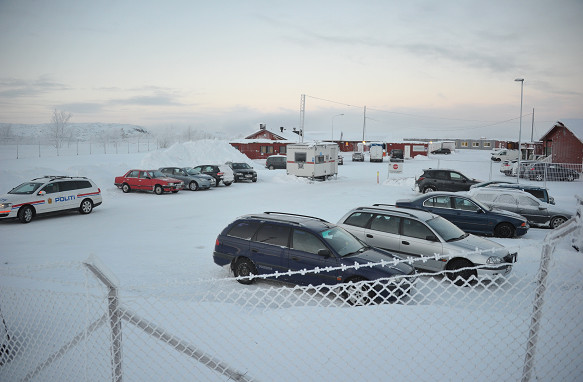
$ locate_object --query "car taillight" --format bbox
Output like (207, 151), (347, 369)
(215, 238), (220, 246)
(418, 176), (425, 181)
(217, 172), (224, 176)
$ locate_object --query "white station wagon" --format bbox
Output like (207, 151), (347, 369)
(0, 176), (102, 223)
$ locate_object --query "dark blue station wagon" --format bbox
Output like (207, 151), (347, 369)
(213, 212), (416, 304)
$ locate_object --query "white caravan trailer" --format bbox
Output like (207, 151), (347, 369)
(286, 142), (339, 179)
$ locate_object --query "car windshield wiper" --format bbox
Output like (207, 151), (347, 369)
(446, 233), (469, 242)
(343, 246), (368, 257)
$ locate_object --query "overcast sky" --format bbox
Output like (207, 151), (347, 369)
(1, 0), (582, 140)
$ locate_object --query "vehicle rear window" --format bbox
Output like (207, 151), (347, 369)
(254, 224), (290, 247)
(343, 212), (373, 228)
(227, 220), (260, 239)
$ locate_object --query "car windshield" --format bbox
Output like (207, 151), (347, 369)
(185, 167), (201, 175)
(320, 227), (366, 257)
(232, 163), (251, 169)
(151, 170), (166, 178)
(426, 216), (467, 242)
(8, 182), (43, 194)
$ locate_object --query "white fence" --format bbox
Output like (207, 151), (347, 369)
(1, 214), (582, 381)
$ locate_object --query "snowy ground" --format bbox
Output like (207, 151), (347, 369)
(0, 141), (582, 381)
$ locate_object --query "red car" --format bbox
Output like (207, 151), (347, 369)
(114, 169), (183, 195)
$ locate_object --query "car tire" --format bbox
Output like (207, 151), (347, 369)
(234, 258), (257, 285)
(550, 216), (567, 229)
(18, 205), (34, 224)
(154, 185), (163, 195)
(566, 174), (575, 182)
(343, 277), (372, 306)
(188, 181), (198, 191)
(224, 182), (232, 186)
(252, 178), (257, 182)
(494, 222), (515, 238)
(79, 199), (93, 214)
(122, 183), (131, 193)
(446, 259), (477, 286)
(269, 165), (274, 170)
(423, 186), (436, 193)
(535, 174), (544, 181)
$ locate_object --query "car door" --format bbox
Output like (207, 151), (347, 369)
(450, 196), (491, 233)
(249, 223), (290, 276)
(138, 171), (154, 191)
(399, 218), (444, 272)
(516, 194), (548, 225)
(338, 211), (374, 242)
(56, 180), (80, 210)
(36, 181), (61, 213)
(123, 170), (140, 189)
(448, 171), (471, 191)
(285, 229), (340, 286)
(362, 214), (401, 253)
(492, 193), (520, 216)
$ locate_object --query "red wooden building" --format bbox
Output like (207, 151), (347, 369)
(540, 120), (583, 164)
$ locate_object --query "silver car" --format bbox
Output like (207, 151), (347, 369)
(337, 205), (516, 284)
(159, 167), (213, 191)
(467, 188), (571, 229)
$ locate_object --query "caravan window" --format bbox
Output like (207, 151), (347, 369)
(315, 155), (325, 164)
(295, 152), (307, 162)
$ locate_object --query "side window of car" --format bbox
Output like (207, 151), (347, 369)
(402, 218), (434, 240)
(291, 229), (326, 254)
(76, 180), (92, 189)
(254, 224), (290, 247)
(475, 192), (496, 202)
(423, 196), (451, 208)
(434, 171), (448, 180)
(41, 182), (59, 194)
(453, 197), (480, 212)
(128, 170), (139, 178)
(370, 214), (400, 234)
(59, 181), (76, 191)
(343, 212), (373, 228)
(496, 194), (517, 205)
(227, 220), (260, 239)
(517, 195), (539, 207)
(450, 172), (463, 181)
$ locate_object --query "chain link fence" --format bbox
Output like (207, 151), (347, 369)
(1, 213), (582, 381)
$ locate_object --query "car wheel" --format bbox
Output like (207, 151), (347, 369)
(446, 259), (477, 286)
(224, 182), (233, 186)
(122, 183), (131, 193)
(18, 205), (34, 224)
(234, 258), (257, 285)
(535, 174), (544, 181)
(252, 178), (257, 182)
(343, 277), (372, 306)
(566, 174), (575, 182)
(268, 165), (275, 170)
(423, 186), (436, 193)
(494, 222), (515, 238)
(550, 216), (567, 229)
(188, 181), (198, 191)
(154, 185), (163, 195)
(79, 199), (93, 214)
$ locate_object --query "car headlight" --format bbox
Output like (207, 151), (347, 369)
(0, 202), (12, 208)
(486, 256), (503, 264)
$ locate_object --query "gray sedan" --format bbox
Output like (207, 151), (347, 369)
(467, 188), (571, 228)
(159, 167), (213, 191)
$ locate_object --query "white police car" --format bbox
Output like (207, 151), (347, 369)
(0, 176), (102, 223)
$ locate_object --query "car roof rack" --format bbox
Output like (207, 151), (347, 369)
(262, 212), (330, 224)
(356, 204), (426, 219)
(31, 175), (87, 181)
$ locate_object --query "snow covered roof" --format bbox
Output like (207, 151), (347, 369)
(540, 119), (583, 143)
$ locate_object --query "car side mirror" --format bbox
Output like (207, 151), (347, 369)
(38, 190), (46, 196)
(317, 249), (331, 257)
(549, 197), (555, 205)
(477, 209), (484, 214)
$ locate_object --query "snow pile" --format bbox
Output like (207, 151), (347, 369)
(140, 139), (252, 168)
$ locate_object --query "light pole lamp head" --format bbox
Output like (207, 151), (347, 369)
(515, 78), (524, 82)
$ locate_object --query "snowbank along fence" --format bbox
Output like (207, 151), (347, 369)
(1, 202), (582, 381)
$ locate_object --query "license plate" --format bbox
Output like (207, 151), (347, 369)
(245, 174), (252, 177)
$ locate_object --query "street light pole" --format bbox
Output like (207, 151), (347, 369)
(515, 78), (524, 184)
(331, 113), (344, 141)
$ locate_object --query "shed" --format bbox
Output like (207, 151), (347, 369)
(539, 120), (583, 164)
(286, 142), (339, 179)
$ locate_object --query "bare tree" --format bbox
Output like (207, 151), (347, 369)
(50, 109), (72, 149)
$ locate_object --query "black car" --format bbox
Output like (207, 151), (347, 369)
(213, 212), (416, 304)
(430, 148), (451, 155)
(415, 169), (481, 193)
(191, 164), (234, 186)
(265, 155), (287, 170)
(524, 162), (580, 182)
(226, 162), (257, 183)
(389, 149), (404, 162)
(395, 192), (529, 238)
